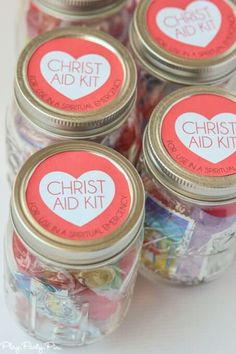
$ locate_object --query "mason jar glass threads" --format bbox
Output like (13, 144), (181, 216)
(5, 141), (145, 346)
(129, 0), (236, 132)
(139, 86), (236, 285)
(7, 27), (140, 185)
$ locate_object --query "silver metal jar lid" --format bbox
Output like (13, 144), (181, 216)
(143, 86), (236, 204)
(33, 0), (126, 20)
(11, 141), (145, 266)
(130, 0), (236, 85)
(15, 27), (137, 139)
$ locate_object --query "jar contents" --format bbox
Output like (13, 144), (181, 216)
(6, 232), (141, 344)
(7, 27), (140, 184)
(136, 70), (182, 133)
(18, 0), (136, 51)
(5, 141), (145, 345)
(130, 0), (236, 131)
(139, 87), (236, 285)
(140, 170), (236, 285)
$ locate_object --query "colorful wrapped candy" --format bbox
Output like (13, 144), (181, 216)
(6, 27), (141, 185)
(138, 87), (236, 285)
(5, 141), (145, 346)
(17, 0), (137, 52)
(129, 0), (236, 132)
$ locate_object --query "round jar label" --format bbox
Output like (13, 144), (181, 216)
(161, 94), (236, 177)
(26, 151), (131, 240)
(147, 0), (236, 59)
(27, 37), (124, 112)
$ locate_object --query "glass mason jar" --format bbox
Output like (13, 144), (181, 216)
(129, 0), (236, 133)
(17, 0), (137, 52)
(138, 86), (236, 285)
(6, 27), (140, 185)
(5, 141), (145, 346)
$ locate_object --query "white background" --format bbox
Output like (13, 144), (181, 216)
(0, 2), (236, 354)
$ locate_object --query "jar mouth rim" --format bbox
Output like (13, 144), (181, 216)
(15, 27), (137, 137)
(143, 86), (236, 203)
(10, 219), (143, 269)
(14, 91), (137, 139)
(129, 0), (236, 84)
(11, 141), (145, 265)
(33, 0), (126, 20)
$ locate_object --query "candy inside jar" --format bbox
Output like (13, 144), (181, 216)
(5, 141), (145, 346)
(7, 27), (141, 185)
(139, 86), (236, 286)
(129, 0), (236, 132)
(17, 0), (137, 53)
(6, 233), (141, 343)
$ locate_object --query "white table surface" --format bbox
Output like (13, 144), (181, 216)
(0, 2), (236, 354)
